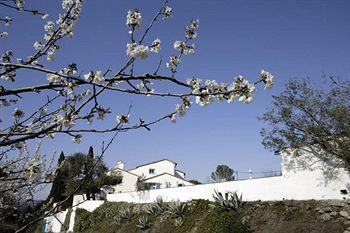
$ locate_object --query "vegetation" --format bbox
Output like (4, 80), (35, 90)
(166, 201), (187, 219)
(45, 146), (122, 210)
(136, 215), (152, 230)
(47, 152), (66, 205)
(63, 147), (122, 200)
(211, 165), (236, 182)
(260, 78), (350, 169)
(189, 179), (202, 185)
(144, 196), (167, 215)
(116, 206), (134, 222)
(73, 199), (250, 233)
(211, 190), (243, 211)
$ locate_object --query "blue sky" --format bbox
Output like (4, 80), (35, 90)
(1, 0), (350, 198)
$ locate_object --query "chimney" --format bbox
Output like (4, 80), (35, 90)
(116, 160), (125, 170)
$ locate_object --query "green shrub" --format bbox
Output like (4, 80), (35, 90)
(198, 210), (250, 233)
(74, 208), (93, 233)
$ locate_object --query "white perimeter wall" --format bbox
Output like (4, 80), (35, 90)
(44, 209), (68, 233)
(106, 148), (350, 204)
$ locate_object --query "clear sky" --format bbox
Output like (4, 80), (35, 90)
(1, 0), (350, 198)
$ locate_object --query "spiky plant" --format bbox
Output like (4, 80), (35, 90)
(154, 196), (167, 213)
(144, 204), (158, 215)
(113, 215), (122, 225)
(166, 201), (187, 219)
(144, 196), (167, 215)
(116, 206), (133, 221)
(211, 189), (243, 211)
(173, 217), (184, 228)
(136, 215), (152, 230)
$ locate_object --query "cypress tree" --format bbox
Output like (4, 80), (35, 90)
(48, 151), (67, 204)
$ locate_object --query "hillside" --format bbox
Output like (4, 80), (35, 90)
(70, 199), (350, 233)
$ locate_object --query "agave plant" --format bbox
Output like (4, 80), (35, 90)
(113, 215), (122, 225)
(154, 196), (167, 213)
(136, 215), (152, 230)
(116, 206), (133, 221)
(211, 189), (243, 211)
(166, 201), (187, 219)
(144, 196), (167, 215)
(173, 217), (184, 228)
(144, 204), (158, 215)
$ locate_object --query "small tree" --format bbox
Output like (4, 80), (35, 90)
(188, 179), (201, 185)
(211, 165), (235, 182)
(47, 151), (67, 204)
(63, 148), (121, 200)
(260, 78), (350, 170)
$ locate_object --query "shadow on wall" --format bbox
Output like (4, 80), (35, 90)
(281, 145), (350, 187)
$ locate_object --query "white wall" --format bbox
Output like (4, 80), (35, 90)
(108, 169), (139, 193)
(129, 160), (176, 178)
(44, 209), (68, 233)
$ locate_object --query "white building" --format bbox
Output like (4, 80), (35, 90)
(106, 159), (193, 193)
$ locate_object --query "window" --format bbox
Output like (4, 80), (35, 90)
(178, 183), (184, 187)
(340, 189), (348, 195)
(149, 168), (155, 174)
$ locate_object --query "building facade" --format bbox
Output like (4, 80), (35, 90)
(106, 159), (193, 193)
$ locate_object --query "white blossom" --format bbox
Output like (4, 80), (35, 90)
(93, 71), (104, 84)
(39, 108), (47, 116)
(230, 75), (256, 104)
(47, 73), (61, 84)
(72, 134), (82, 144)
(15, 0), (25, 10)
(126, 43), (149, 59)
(186, 77), (202, 93)
(42, 14), (49, 19)
(66, 82), (74, 95)
(97, 107), (109, 120)
(62, 0), (74, 10)
(150, 38), (161, 53)
(0, 32), (8, 38)
(163, 6), (172, 18)
(23, 156), (44, 183)
(185, 19), (199, 40)
(170, 114), (176, 122)
(47, 50), (55, 61)
(174, 41), (195, 55)
(33, 41), (43, 50)
(116, 114), (129, 124)
(176, 104), (186, 116)
(260, 69), (274, 89)
(84, 71), (104, 84)
(13, 108), (25, 119)
(166, 55), (180, 71)
(174, 40), (185, 51)
(44, 21), (54, 32)
(126, 9), (142, 28)
(4, 17), (11, 26)
(195, 89), (212, 106)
